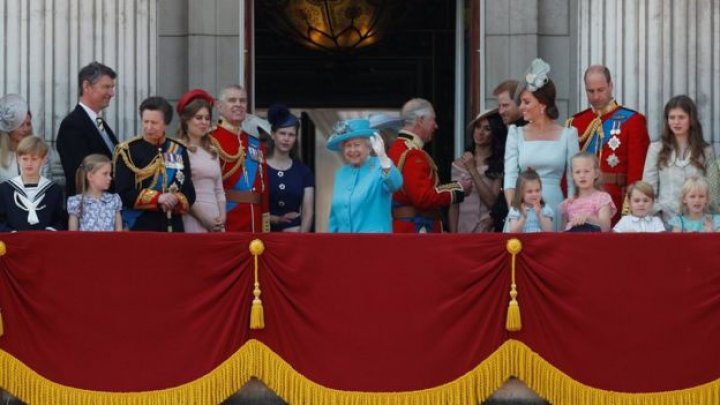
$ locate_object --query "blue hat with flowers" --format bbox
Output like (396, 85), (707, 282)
(326, 118), (375, 151)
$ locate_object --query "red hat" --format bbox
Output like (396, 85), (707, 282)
(176, 89), (214, 115)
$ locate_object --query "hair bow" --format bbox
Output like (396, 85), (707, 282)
(524, 58), (551, 92)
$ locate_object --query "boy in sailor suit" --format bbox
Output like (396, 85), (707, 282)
(0, 136), (65, 231)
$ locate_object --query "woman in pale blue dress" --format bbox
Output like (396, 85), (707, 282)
(503, 59), (579, 231)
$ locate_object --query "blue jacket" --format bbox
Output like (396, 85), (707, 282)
(329, 156), (403, 233)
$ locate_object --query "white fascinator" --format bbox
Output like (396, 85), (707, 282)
(0, 94), (28, 133)
(524, 58), (551, 92)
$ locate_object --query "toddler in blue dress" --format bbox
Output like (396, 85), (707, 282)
(505, 168), (554, 233)
(669, 176), (720, 233)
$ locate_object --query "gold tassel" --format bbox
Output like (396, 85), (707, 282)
(505, 239), (523, 332)
(249, 239), (266, 330)
(506, 289), (521, 332)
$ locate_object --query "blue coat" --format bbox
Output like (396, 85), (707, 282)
(329, 156), (403, 233)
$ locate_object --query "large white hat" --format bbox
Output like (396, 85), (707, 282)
(0, 94), (28, 133)
(242, 113), (272, 138)
(368, 113), (403, 131)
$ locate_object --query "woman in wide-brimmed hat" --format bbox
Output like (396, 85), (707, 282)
(327, 118), (402, 233)
(0, 94), (37, 183)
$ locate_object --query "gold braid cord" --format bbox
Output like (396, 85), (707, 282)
(113, 140), (165, 190)
(209, 137), (246, 181)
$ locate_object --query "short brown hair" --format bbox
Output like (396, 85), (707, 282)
(626, 181), (655, 201)
(16, 135), (48, 158)
(583, 65), (612, 84)
(511, 168), (545, 210)
(493, 80), (520, 99)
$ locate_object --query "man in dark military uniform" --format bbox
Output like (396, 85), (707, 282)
(113, 97), (195, 232)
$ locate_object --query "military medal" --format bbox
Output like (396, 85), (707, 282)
(606, 154), (619, 167)
(608, 135), (621, 150)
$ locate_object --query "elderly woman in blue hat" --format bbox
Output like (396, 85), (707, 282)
(327, 118), (402, 233)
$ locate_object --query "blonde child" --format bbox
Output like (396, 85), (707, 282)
(0, 136), (64, 231)
(67, 154), (122, 231)
(613, 181), (665, 232)
(560, 152), (616, 232)
(668, 176), (720, 233)
(505, 168), (554, 233)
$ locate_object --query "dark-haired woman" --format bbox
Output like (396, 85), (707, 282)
(503, 59), (579, 231)
(642, 95), (716, 226)
(449, 109), (507, 232)
(266, 104), (314, 232)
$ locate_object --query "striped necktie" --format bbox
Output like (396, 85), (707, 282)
(96, 117), (115, 153)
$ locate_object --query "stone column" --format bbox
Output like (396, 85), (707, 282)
(577, 0), (720, 146)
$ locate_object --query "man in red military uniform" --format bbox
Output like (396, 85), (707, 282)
(567, 65), (650, 223)
(210, 84), (270, 232)
(388, 98), (471, 233)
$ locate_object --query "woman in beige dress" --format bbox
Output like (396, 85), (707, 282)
(176, 89), (226, 233)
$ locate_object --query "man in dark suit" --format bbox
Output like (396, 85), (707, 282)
(57, 61), (118, 197)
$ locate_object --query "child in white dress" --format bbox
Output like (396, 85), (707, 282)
(67, 154), (122, 231)
(613, 181), (666, 232)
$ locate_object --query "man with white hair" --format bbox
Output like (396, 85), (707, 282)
(387, 98), (471, 233)
(210, 84), (270, 232)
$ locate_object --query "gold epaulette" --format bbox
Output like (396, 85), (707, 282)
(167, 136), (188, 148)
(114, 136), (165, 187)
(112, 136), (143, 172)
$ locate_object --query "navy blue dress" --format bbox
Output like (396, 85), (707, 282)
(268, 160), (314, 231)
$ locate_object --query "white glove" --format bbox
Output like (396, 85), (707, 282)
(370, 132), (392, 169)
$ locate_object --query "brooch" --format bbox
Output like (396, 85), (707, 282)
(606, 153), (620, 168)
(608, 136), (621, 151)
(332, 121), (349, 135)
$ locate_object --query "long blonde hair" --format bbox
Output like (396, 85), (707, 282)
(0, 131), (12, 169)
(74, 154), (112, 221)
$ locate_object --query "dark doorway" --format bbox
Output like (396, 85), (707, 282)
(254, 0), (458, 182)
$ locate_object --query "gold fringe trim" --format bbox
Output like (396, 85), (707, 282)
(2, 339), (720, 405)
